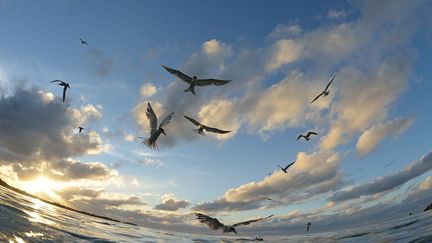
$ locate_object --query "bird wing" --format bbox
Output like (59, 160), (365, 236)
(310, 92), (324, 103)
(146, 103), (158, 134)
(297, 135), (303, 140)
(50, 80), (63, 83)
(162, 65), (193, 84)
(203, 126), (231, 134)
(184, 115), (202, 127)
(324, 74), (336, 92)
(307, 132), (318, 137)
(284, 161), (296, 170)
(159, 112), (175, 129)
(62, 85), (67, 102)
(195, 213), (225, 231)
(232, 215), (273, 227)
(196, 79), (231, 87)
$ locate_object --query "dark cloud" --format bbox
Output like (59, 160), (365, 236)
(154, 198), (190, 211)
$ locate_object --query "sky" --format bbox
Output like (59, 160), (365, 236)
(0, 0), (432, 235)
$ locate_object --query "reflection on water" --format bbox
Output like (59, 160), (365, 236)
(1, 185), (432, 242)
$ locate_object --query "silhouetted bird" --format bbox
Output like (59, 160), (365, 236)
(310, 74), (335, 103)
(162, 65), (230, 95)
(307, 222), (311, 232)
(80, 38), (88, 45)
(297, 132), (318, 141)
(140, 102), (174, 150)
(195, 212), (273, 234)
(50, 80), (70, 103)
(184, 115), (230, 135)
(78, 127), (85, 133)
(278, 161), (296, 173)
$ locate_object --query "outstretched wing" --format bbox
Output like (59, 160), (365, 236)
(196, 79), (231, 87)
(162, 65), (193, 84)
(232, 215), (273, 227)
(159, 112), (174, 129)
(284, 161), (296, 170)
(146, 103), (158, 134)
(297, 135), (303, 140)
(324, 74), (336, 92)
(204, 126), (231, 134)
(307, 132), (318, 137)
(184, 115), (202, 127)
(62, 86), (67, 102)
(195, 213), (225, 231)
(50, 80), (63, 83)
(310, 92), (324, 103)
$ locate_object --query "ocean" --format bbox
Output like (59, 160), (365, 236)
(1, 185), (431, 243)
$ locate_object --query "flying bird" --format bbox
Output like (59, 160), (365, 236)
(278, 161), (296, 173)
(310, 74), (336, 103)
(195, 212), (273, 234)
(80, 38), (88, 45)
(162, 65), (231, 95)
(140, 102), (174, 150)
(307, 222), (312, 232)
(297, 132), (318, 141)
(77, 127), (85, 133)
(50, 80), (70, 103)
(183, 115), (230, 135)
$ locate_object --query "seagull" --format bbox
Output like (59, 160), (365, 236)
(278, 161), (296, 173)
(297, 132), (318, 141)
(307, 222), (312, 232)
(310, 74), (336, 103)
(162, 65), (231, 95)
(78, 127), (85, 133)
(50, 80), (70, 103)
(195, 212), (273, 234)
(183, 115), (230, 135)
(140, 102), (174, 150)
(80, 38), (88, 45)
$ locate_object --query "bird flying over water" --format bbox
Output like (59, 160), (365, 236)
(162, 65), (231, 95)
(278, 161), (296, 173)
(195, 212), (273, 234)
(310, 74), (336, 103)
(183, 115), (231, 135)
(141, 102), (174, 150)
(297, 132), (318, 141)
(80, 38), (88, 45)
(50, 80), (70, 103)
(78, 127), (85, 133)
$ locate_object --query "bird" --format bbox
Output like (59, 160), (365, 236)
(183, 115), (230, 135)
(80, 38), (88, 45)
(50, 80), (70, 103)
(140, 102), (174, 150)
(307, 222), (312, 232)
(162, 65), (231, 95)
(297, 132), (318, 141)
(278, 161), (296, 173)
(310, 74), (336, 103)
(77, 127), (85, 133)
(195, 212), (273, 234)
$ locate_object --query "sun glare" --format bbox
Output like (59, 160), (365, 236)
(23, 176), (64, 199)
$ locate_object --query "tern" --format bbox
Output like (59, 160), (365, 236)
(278, 161), (296, 173)
(162, 65), (230, 95)
(80, 38), (88, 45)
(50, 80), (70, 103)
(310, 74), (335, 103)
(297, 132), (318, 141)
(195, 212), (273, 234)
(78, 127), (85, 133)
(183, 115), (230, 135)
(140, 102), (174, 150)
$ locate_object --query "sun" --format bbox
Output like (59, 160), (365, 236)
(22, 176), (64, 199)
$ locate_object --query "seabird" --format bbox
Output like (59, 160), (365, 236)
(80, 38), (88, 45)
(278, 161), (296, 173)
(310, 74), (336, 103)
(78, 127), (85, 133)
(162, 65), (230, 95)
(307, 222), (312, 232)
(140, 102), (174, 150)
(195, 212), (273, 234)
(183, 115), (230, 135)
(50, 80), (70, 103)
(297, 132), (318, 141)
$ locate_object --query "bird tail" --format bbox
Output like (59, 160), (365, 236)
(193, 129), (205, 136)
(142, 138), (159, 151)
(184, 85), (196, 95)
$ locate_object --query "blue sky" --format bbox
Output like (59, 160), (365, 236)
(0, 0), (432, 235)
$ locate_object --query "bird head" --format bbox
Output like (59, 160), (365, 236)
(160, 128), (167, 136)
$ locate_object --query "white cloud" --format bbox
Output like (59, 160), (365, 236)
(328, 9), (351, 19)
(140, 83), (157, 97)
(265, 39), (303, 71)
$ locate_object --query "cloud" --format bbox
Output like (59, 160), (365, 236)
(356, 116), (414, 156)
(88, 48), (114, 77)
(137, 157), (163, 167)
(140, 83), (157, 97)
(270, 23), (303, 38)
(265, 39), (303, 72)
(328, 10), (351, 19)
(329, 151), (432, 203)
(155, 198), (190, 211)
